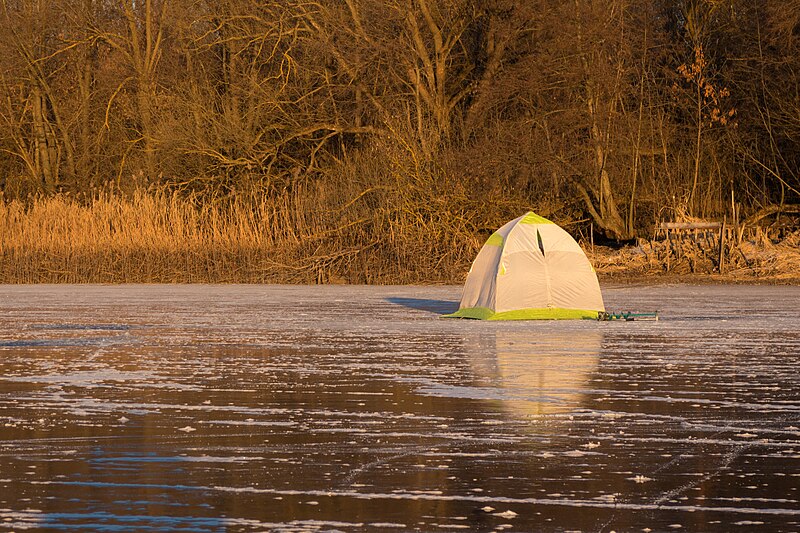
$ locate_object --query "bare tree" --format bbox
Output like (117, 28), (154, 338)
(0, 0), (78, 191)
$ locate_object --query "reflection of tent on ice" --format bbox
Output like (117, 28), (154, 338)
(467, 330), (603, 417)
(446, 212), (605, 320)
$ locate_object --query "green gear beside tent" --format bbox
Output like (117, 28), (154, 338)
(445, 212), (605, 320)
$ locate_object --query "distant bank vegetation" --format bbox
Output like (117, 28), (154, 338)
(1, 1), (799, 282)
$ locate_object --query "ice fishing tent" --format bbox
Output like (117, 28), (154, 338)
(445, 212), (604, 320)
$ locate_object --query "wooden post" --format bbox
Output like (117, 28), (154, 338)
(666, 227), (671, 272)
(718, 215), (726, 274)
(590, 222), (594, 256)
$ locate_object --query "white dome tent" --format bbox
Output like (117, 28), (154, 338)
(446, 212), (605, 320)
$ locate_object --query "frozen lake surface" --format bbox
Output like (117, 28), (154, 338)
(0, 284), (799, 532)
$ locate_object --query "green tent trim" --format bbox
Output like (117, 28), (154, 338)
(444, 307), (599, 321)
(519, 212), (555, 225)
(485, 232), (504, 247)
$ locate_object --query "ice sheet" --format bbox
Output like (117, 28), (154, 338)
(0, 284), (798, 531)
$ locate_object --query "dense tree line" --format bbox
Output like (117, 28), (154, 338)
(1, 0), (798, 239)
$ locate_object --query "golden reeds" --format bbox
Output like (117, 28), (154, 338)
(0, 182), (487, 284)
(1, 191), (262, 283)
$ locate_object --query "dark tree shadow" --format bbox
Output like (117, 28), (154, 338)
(386, 297), (459, 315)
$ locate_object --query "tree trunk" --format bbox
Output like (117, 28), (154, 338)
(573, 0), (632, 240)
(121, 0), (165, 183)
(77, 0), (96, 184)
(31, 86), (57, 191)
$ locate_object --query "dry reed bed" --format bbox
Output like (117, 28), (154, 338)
(0, 189), (482, 284)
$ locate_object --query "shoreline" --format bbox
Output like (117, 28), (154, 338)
(0, 273), (797, 286)
(598, 272), (800, 286)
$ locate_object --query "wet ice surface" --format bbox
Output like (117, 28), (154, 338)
(0, 285), (799, 532)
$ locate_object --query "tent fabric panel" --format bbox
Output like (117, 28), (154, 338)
(459, 243), (502, 310)
(499, 221), (545, 257)
(494, 249), (550, 313)
(534, 223), (588, 254)
(495, 222), (548, 313)
(457, 216), (521, 311)
(546, 250), (605, 311)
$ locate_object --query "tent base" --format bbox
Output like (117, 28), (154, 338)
(443, 307), (601, 321)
